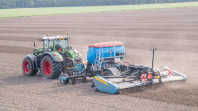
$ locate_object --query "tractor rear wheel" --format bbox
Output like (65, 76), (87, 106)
(22, 57), (37, 76)
(41, 55), (62, 79)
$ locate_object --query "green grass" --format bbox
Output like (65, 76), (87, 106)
(0, 2), (198, 18)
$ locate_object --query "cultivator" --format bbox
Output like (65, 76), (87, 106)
(92, 66), (187, 94)
(59, 42), (187, 94)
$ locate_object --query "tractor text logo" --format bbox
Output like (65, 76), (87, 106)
(94, 76), (108, 86)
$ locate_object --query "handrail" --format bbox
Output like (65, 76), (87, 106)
(93, 42), (126, 71)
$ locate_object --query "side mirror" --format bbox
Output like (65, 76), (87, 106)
(34, 41), (36, 47)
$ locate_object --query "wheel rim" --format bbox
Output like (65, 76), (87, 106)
(44, 61), (52, 75)
(23, 61), (30, 73)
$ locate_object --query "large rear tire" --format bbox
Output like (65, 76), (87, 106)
(41, 55), (62, 79)
(22, 57), (37, 76)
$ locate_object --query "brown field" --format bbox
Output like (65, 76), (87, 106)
(0, 7), (198, 110)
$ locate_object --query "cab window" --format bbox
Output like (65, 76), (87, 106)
(43, 40), (54, 51)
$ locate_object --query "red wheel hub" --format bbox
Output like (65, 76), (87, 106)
(23, 61), (30, 73)
(44, 61), (52, 75)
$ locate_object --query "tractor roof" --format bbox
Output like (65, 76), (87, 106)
(41, 36), (70, 40)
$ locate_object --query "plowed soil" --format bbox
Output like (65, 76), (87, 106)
(0, 7), (198, 111)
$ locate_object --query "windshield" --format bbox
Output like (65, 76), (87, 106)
(55, 39), (68, 51)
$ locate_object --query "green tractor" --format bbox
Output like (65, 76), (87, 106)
(22, 35), (82, 79)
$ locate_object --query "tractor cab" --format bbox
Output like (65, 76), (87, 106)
(42, 36), (70, 52)
(33, 35), (81, 60)
(33, 36), (70, 56)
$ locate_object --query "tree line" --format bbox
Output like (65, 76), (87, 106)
(0, 0), (197, 9)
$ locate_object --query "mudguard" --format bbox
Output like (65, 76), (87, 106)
(67, 49), (82, 59)
(74, 49), (82, 58)
(42, 52), (63, 62)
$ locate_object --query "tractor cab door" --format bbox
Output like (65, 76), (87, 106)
(43, 40), (54, 52)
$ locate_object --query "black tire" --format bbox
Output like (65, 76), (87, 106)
(91, 81), (95, 87)
(71, 78), (76, 85)
(60, 52), (74, 74)
(103, 70), (114, 76)
(91, 81), (99, 92)
(41, 55), (62, 79)
(103, 68), (121, 76)
(22, 57), (37, 76)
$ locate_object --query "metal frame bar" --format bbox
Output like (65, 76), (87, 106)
(162, 66), (187, 81)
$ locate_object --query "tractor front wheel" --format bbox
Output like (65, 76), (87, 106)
(22, 57), (37, 76)
(41, 55), (62, 79)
